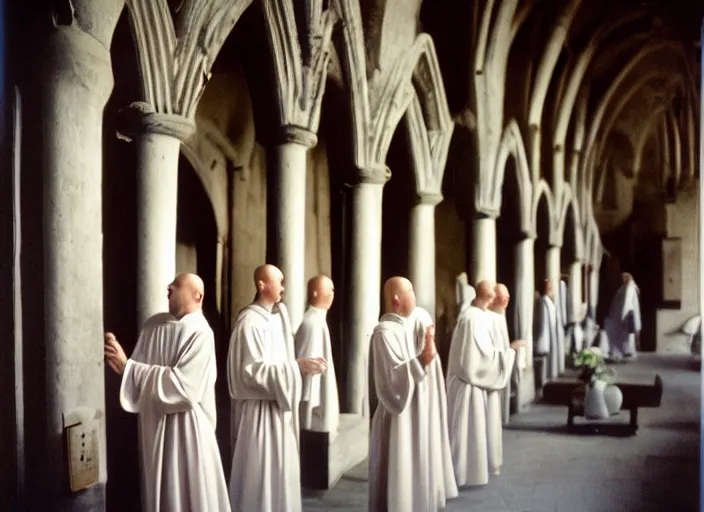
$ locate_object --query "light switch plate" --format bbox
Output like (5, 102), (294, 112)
(65, 419), (99, 492)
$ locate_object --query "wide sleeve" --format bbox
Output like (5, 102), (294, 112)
(294, 322), (323, 408)
(120, 330), (214, 415)
(227, 318), (301, 413)
(372, 329), (425, 416)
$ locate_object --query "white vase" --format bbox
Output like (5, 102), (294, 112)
(603, 384), (623, 415)
(583, 380), (610, 420)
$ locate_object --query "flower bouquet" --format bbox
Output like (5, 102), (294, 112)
(573, 347), (614, 387)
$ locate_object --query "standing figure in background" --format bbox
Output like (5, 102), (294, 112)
(406, 306), (459, 508)
(604, 272), (642, 360)
(104, 273), (231, 512)
(446, 281), (519, 487)
(295, 275), (340, 439)
(368, 277), (441, 511)
(227, 264), (327, 512)
(534, 279), (560, 380)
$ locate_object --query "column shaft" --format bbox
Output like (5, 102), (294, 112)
(568, 261), (583, 323)
(136, 133), (181, 327)
(346, 181), (384, 415)
(469, 216), (497, 285)
(546, 246), (561, 294)
(38, 25), (116, 510)
(269, 137), (311, 332)
(409, 202), (437, 319)
(514, 238), (535, 362)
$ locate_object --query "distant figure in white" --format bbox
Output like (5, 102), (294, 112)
(559, 276), (573, 356)
(446, 280), (520, 487)
(456, 272), (477, 316)
(604, 272), (642, 360)
(294, 275), (340, 439)
(533, 279), (563, 380)
(227, 264), (327, 512)
(104, 273), (231, 512)
(406, 306), (459, 508)
(368, 277), (444, 511)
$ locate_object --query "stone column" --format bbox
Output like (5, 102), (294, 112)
(409, 194), (442, 320)
(120, 103), (196, 327)
(35, 4), (123, 509)
(268, 126), (317, 332)
(346, 166), (389, 416)
(469, 214), (497, 285)
(568, 261), (583, 323)
(513, 237), (536, 408)
(546, 245), (561, 294)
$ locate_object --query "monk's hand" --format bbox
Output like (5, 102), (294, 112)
(420, 327), (437, 366)
(510, 339), (526, 350)
(297, 357), (327, 376)
(104, 332), (127, 376)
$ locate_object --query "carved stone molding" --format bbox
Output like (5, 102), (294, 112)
(262, 0), (337, 134)
(354, 164), (391, 185)
(415, 192), (444, 207)
(117, 101), (196, 142)
(279, 125), (318, 148)
(125, 0), (253, 119)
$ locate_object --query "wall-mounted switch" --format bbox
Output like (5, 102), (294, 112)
(65, 418), (99, 492)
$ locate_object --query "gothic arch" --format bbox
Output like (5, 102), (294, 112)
(531, 179), (557, 245)
(557, 188), (585, 262)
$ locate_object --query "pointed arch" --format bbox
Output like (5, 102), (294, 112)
(489, 119), (533, 234)
(531, 179), (557, 245)
(556, 186), (585, 261)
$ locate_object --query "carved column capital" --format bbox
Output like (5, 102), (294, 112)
(117, 102), (196, 143)
(414, 192), (443, 206)
(279, 125), (318, 148)
(353, 164), (391, 185)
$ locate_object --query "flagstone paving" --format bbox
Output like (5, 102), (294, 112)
(303, 354), (700, 512)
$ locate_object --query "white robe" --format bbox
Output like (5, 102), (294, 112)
(120, 312), (230, 512)
(487, 310), (513, 436)
(294, 306), (339, 439)
(534, 295), (560, 380)
(605, 281), (642, 358)
(406, 307), (459, 508)
(227, 303), (303, 512)
(368, 313), (441, 511)
(446, 306), (515, 487)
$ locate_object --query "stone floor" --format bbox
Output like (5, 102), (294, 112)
(303, 354), (701, 512)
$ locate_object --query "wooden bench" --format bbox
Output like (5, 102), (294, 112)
(541, 375), (663, 433)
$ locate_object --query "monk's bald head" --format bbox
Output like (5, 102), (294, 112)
(383, 276), (416, 317)
(621, 272), (633, 284)
(491, 283), (510, 312)
(167, 273), (204, 318)
(254, 264), (285, 305)
(308, 275), (335, 310)
(474, 280), (495, 310)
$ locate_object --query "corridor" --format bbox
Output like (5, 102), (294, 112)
(303, 354), (701, 512)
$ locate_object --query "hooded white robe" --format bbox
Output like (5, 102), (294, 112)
(446, 305), (515, 487)
(294, 306), (339, 439)
(120, 311), (230, 512)
(368, 313), (444, 511)
(605, 280), (642, 359)
(405, 307), (459, 508)
(227, 302), (303, 512)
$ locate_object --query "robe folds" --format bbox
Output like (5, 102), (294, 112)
(120, 311), (230, 512)
(368, 313), (445, 512)
(227, 302), (303, 512)
(294, 306), (340, 439)
(446, 305), (515, 487)
(406, 307), (459, 508)
(605, 280), (642, 358)
(534, 294), (560, 380)
(487, 309), (513, 447)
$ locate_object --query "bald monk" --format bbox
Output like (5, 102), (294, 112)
(294, 275), (340, 439)
(446, 280), (519, 487)
(368, 277), (440, 511)
(227, 264), (326, 512)
(486, 284), (524, 473)
(104, 273), (230, 512)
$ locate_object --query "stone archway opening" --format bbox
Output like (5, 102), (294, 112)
(534, 193), (551, 291)
(497, 156), (524, 343)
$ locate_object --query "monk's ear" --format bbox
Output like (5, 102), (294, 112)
(257, 280), (265, 292)
(312, 290), (318, 298)
(393, 294), (400, 309)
